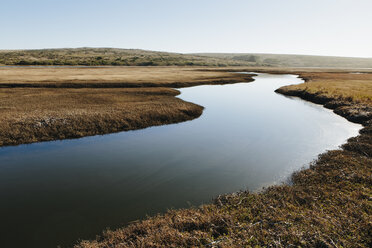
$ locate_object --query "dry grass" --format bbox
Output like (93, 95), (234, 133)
(275, 71), (372, 123)
(0, 87), (203, 146)
(0, 66), (252, 88)
(279, 72), (372, 104)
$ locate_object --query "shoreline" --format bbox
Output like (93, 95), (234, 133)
(75, 72), (371, 248)
(275, 73), (372, 124)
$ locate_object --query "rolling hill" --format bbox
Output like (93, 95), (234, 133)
(193, 53), (372, 68)
(1, 48), (371, 68)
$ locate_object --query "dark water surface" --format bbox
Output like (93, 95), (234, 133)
(0, 74), (361, 247)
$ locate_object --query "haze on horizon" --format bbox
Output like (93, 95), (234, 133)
(1, 0), (372, 58)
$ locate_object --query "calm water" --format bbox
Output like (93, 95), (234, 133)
(0, 73), (361, 247)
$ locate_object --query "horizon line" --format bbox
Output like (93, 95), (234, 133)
(0, 47), (371, 59)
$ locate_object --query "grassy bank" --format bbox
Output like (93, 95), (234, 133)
(0, 88), (204, 147)
(75, 70), (372, 248)
(0, 67), (253, 146)
(276, 72), (372, 123)
(277, 72), (372, 103)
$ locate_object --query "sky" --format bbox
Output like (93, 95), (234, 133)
(1, 0), (372, 57)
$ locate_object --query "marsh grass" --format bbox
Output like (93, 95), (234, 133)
(278, 72), (372, 104)
(0, 88), (203, 146)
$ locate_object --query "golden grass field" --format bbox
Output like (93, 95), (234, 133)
(0, 66), (252, 87)
(281, 72), (372, 103)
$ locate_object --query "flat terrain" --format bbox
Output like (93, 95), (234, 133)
(0, 67), (253, 146)
(0, 66), (252, 88)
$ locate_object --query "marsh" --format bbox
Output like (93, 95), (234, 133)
(0, 73), (361, 247)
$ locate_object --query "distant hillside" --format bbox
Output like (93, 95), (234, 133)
(0, 48), (252, 67)
(193, 53), (372, 68)
(1, 48), (371, 68)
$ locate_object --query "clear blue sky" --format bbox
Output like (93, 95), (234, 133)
(1, 0), (371, 57)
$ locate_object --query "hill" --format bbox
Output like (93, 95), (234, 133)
(1, 48), (371, 68)
(0, 48), (251, 67)
(193, 53), (372, 68)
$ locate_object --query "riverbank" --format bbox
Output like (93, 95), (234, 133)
(0, 67), (253, 147)
(276, 71), (372, 123)
(75, 71), (372, 247)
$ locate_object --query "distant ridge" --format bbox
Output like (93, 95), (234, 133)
(0, 48), (251, 67)
(0, 48), (371, 68)
(193, 53), (372, 68)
